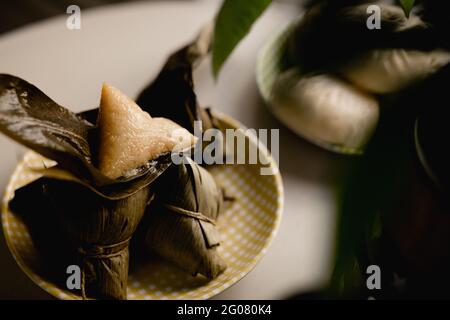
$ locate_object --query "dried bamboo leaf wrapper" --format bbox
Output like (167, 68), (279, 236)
(1, 27), (229, 298)
(9, 177), (77, 289)
(287, 3), (434, 73)
(45, 179), (152, 299)
(0, 74), (173, 193)
(136, 23), (216, 133)
(145, 157), (226, 279)
(136, 23), (231, 161)
(0, 74), (102, 184)
(158, 157), (223, 219)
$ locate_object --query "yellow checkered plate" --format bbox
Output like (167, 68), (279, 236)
(1, 112), (283, 300)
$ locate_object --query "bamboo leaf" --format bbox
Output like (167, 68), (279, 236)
(212, 0), (272, 77)
(144, 156), (226, 279)
(0, 74), (100, 182)
(330, 104), (414, 297)
(399, 0), (415, 17)
(136, 24), (215, 133)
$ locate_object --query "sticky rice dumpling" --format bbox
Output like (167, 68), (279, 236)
(45, 179), (151, 300)
(97, 84), (197, 179)
(271, 70), (379, 153)
(339, 49), (450, 94)
(0, 74), (198, 299)
(145, 156), (227, 279)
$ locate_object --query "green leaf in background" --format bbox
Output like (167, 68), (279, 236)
(399, 0), (416, 17)
(212, 0), (272, 77)
(329, 100), (416, 298)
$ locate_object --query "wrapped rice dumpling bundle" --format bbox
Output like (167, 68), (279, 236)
(0, 74), (196, 299)
(287, 3), (434, 73)
(49, 84), (196, 299)
(45, 178), (151, 300)
(145, 156), (227, 279)
(270, 70), (379, 153)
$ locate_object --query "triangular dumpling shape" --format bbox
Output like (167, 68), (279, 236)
(97, 83), (196, 179)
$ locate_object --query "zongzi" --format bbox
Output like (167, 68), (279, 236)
(97, 83), (197, 179)
(136, 23), (214, 133)
(144, 156), (227, 279)
(287, 3), (433, 73)
(338, 49), (450, 94)
(0, 74), (198, 300)
(46, 178), (151, 300)
(270, 70), (379, 153)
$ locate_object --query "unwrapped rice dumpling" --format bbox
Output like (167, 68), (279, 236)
(271, 70), (379, 152)
(97, 83), (196, 179)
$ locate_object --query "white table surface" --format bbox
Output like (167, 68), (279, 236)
(0, 0), (340, 299)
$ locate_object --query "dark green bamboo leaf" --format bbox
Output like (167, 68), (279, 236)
(212, 0), (272, 77)
(399, 0), (415, 17)
(330, 102), (414, 297)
